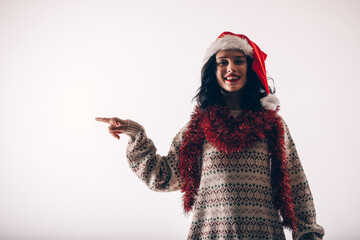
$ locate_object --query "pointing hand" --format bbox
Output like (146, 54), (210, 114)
(95, 117), (128, 140)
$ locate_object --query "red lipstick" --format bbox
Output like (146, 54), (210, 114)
(225, 74), (240, 82)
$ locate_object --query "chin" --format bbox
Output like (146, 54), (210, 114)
(225, 87), (244, 92)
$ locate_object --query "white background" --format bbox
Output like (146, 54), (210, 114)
(1, 0), (359, 239)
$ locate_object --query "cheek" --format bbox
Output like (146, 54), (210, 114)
(240, 65), (247, 74)
(215, 69), (222, 81)
(215, 68), (225, 79)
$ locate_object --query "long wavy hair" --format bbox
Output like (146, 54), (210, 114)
(194, 53), (269, 111)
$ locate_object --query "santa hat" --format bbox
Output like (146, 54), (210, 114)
(204, 32), (279, 110)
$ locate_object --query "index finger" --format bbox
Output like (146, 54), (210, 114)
(95, 117), (111, 124)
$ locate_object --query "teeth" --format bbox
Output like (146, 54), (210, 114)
(226, 77), (240, 80)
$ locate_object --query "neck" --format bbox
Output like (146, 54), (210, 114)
(220, 89), (244, 110)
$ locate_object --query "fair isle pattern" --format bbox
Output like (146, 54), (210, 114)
(124, 118), (325, 240)
(179, 106), (297, 230)
(126, 127), (183, 192)
(188, 139), (285, 239)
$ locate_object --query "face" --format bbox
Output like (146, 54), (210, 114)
(215, 50), (248, 92)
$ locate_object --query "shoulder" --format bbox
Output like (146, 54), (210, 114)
(263, 110), (294, 143)
(274, 113), (296, 148)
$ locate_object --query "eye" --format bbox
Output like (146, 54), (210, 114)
(217, 60), (228, 66)
(234, 60), (245, 65)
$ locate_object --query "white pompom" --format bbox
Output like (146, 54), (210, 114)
(260, 94), (280, 110)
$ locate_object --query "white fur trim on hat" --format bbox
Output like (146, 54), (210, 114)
(260, 94), (280, 110)
(203, 35), (253, 63)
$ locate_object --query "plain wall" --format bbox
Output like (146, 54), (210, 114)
(1, 0), (359, 239)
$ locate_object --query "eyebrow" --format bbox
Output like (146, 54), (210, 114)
(216, 56), (246, 59)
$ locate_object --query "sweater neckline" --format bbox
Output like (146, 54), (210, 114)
(230, 109), (243, 115)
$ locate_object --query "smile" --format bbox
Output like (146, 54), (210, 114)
(225, 76), (240, 82)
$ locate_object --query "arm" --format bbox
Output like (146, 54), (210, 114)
(124, 119), (186, 192)
(282, 121), (325, 240)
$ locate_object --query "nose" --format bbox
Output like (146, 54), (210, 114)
(227, 62), (235, 72)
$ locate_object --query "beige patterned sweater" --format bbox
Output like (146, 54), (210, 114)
(124, 113), (325, 240)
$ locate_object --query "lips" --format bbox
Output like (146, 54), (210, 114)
(225, 74), (241, 82)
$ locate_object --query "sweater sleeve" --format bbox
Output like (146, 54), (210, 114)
(124, 119), (187, 192)
(282, 121), (325, 240)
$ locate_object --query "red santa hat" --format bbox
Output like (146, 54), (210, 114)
(204, 31), (279, 110)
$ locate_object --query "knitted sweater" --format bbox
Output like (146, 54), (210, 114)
(124, 113), (325, 240)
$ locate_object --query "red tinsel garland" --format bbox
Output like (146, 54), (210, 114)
(179, 105), (298, 231)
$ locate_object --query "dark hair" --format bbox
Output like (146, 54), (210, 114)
(194, 54), (267, 111)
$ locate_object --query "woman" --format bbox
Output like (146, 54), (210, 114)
(96, 32), (325, 240)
